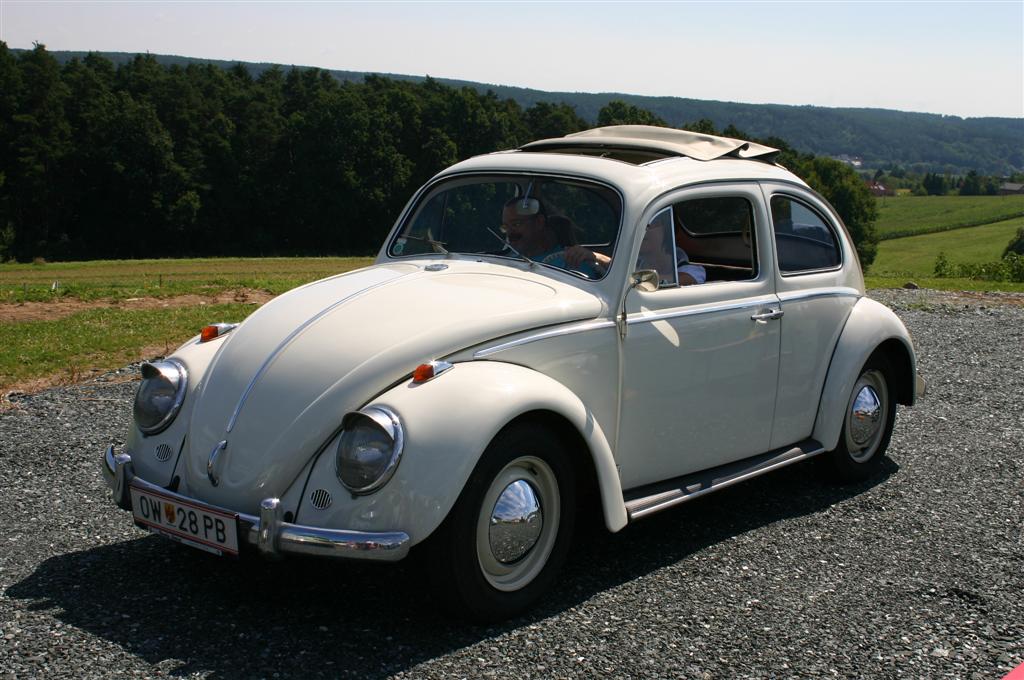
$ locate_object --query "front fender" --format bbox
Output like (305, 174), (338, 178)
(294, 360), (627, 546)
(812, 297), (917, 451)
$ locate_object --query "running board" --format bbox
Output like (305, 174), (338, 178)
(623, 439), (826, 522)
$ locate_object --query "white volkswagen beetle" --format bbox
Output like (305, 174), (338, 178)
(102, 126), (923, 620)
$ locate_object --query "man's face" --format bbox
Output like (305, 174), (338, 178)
(502, 205), (550, 257)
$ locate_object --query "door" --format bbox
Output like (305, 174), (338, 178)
(762, 185), (861, 449)
(616, 184), (782, 490)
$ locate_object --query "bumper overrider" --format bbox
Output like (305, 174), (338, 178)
(101, 445), (410, 561)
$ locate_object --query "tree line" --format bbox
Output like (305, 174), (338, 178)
(0, 43), (878, 266)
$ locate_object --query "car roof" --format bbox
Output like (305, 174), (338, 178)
(439, 147), (808, 199)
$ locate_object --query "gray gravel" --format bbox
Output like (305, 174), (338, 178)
(1, 288), (1022, 679)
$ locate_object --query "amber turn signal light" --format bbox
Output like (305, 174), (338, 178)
(411, 360), (454, 384)
(199, 322), (238, 343)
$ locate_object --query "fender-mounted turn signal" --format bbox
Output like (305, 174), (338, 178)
(200, 322), (238, 343)
(412, 360), (454, 384)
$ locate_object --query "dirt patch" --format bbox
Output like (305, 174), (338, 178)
(0, 288), (275, 323)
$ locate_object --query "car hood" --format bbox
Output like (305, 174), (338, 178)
(182, 259), (603, 510)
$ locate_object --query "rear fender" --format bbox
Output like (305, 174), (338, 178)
(813, 297), (917, 451)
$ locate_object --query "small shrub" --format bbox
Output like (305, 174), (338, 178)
(1004, 227), (1024, 257)
(932, 251), (1024, 282)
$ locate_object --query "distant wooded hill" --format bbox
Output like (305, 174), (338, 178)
(40, 50), (1024, 175)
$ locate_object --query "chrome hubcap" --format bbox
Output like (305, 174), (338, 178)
(850, 385), (882, 446)
(488, 480), (543, 563)
(476, 456), (560, 592)
(845, 369), (888, 464)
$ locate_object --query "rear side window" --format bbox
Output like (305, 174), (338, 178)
(770, 196), (841, 274)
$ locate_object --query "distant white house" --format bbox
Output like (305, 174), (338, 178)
(833, 154), (863, 168)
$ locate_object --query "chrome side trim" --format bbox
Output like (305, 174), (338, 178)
(102, 448), (410, 562)
(624, 441), (826, 521)
(777, 288), (862, 303)
(473, 319), (617, 358)
(226, 272), (412, 433)
(625, 296), (779, 326)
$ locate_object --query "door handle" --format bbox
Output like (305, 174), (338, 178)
(750, 308), (784, 322)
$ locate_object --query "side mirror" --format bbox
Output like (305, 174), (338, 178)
(631, 269), (660, 292)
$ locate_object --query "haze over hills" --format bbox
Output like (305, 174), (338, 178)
(40, 50), (1024, 175)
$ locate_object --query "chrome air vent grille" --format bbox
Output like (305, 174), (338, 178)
(310, 489), (333, 510)
(154, 443), (173, 462)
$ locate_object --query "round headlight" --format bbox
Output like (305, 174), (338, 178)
(133, 359), (188, 435)
(335, 407), (404, 495)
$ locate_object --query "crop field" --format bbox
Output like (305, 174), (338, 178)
(875, 194), (1024, 239)
(870, 216), (1024, 279)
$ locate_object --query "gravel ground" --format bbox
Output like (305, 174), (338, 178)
(1, 288), (1021, 679)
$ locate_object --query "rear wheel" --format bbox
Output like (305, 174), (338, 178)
(826, 355), (896, 482)
(427, 422), (576, 622)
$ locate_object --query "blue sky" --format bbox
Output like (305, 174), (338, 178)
(2, 1), (1021, 118)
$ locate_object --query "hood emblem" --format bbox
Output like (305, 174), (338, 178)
(424, 263), (448, 272)
(207, 440), (227, 486)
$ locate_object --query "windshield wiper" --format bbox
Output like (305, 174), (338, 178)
(486, 227), (532, 267)
(399, 234), (449, 254)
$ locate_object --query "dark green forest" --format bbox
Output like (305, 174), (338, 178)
(0, 43), (878, 265)
(41, 50), (1024, 175)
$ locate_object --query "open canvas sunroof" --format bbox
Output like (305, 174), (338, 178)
(520, 125), (781, 165)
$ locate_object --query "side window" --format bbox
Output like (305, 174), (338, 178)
(771, 195), (841, 274)
(634, 207), (678, 287)
(674, 196), (757, 283)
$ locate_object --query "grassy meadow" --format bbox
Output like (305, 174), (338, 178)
(875, 194), (1024, 239)
(0, 256), (375, 303)
(870, 216), (1024, 279)
(0, 257), (373, 393)
(0, 304), (258, 389)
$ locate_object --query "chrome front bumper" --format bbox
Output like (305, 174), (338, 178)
(101, 445), (410, 562)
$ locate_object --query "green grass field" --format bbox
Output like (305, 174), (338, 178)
(0, 256), (375, 303)
(870, 216), (1023, 278)
(0, 257), (373, 393)
(0, 304), (259, 390)
(875, 195), (1024, 240)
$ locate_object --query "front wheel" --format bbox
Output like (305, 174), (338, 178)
(825, 355), (896, 482)
(426, 423), (576, 622)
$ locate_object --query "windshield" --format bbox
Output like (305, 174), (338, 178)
(388, 174), (622, 280)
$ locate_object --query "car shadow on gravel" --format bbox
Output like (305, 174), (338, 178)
(6, 457), (896, 679)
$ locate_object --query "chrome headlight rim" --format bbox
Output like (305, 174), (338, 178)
(335, 406), (404, 496)
(134, 358), (188, 436)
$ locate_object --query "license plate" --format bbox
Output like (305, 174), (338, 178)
(130, 482), (240, 556)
